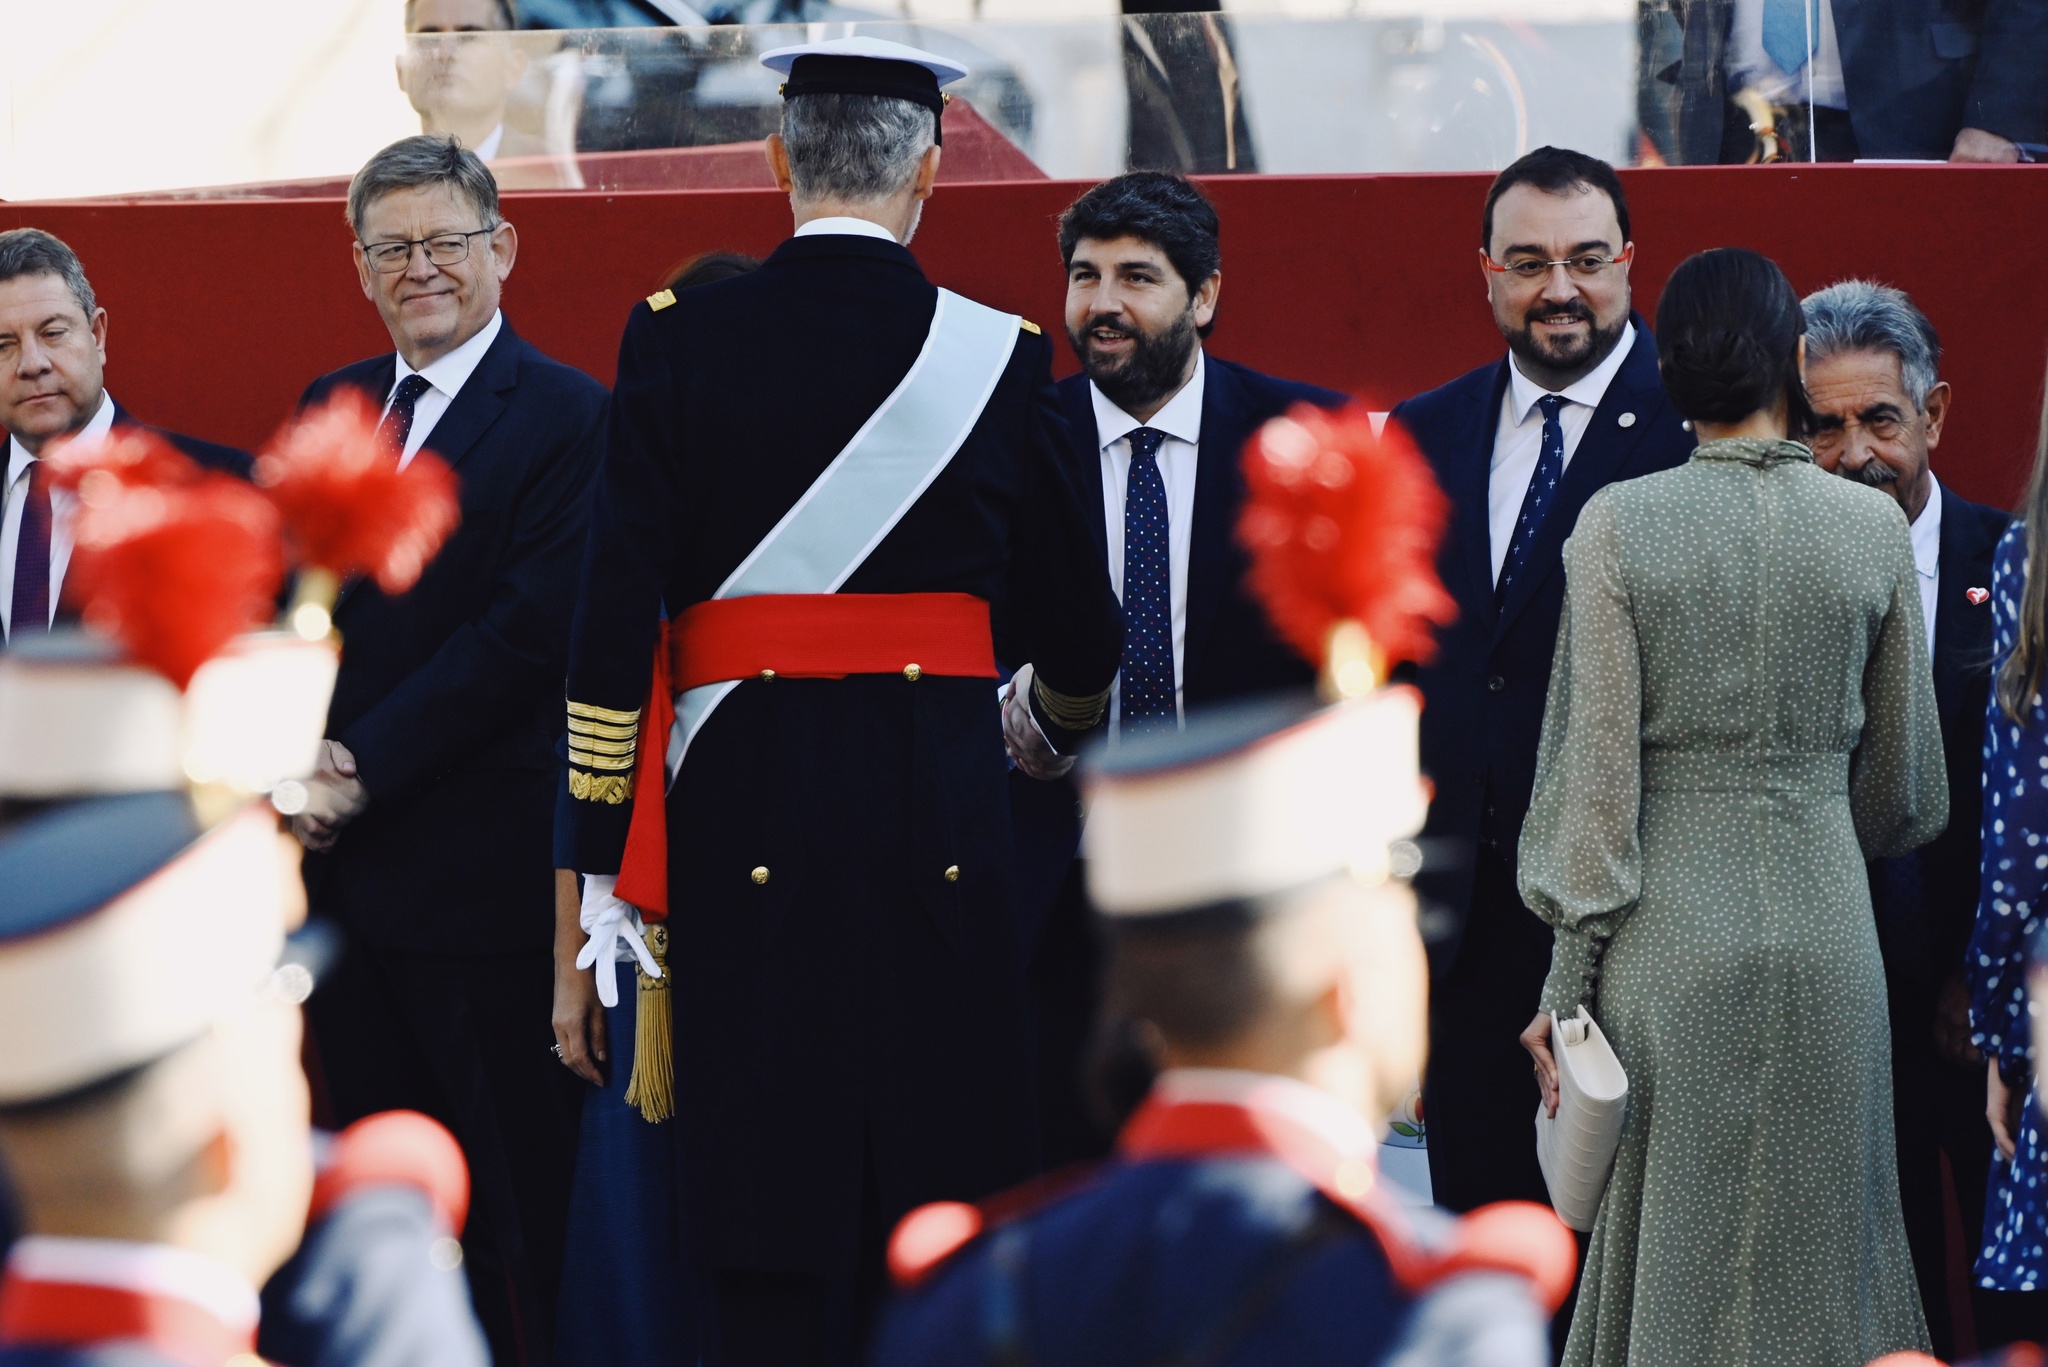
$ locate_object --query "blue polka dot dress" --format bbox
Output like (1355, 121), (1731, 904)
(1968, 521), (2048, 1293)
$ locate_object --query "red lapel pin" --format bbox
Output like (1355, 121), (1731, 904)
(1968, 587), (1991, 605)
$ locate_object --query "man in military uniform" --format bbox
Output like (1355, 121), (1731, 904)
(870, 681), (1574, 1364)
(0, 630), (489, 1367)
(552, 35), (1124, 1366)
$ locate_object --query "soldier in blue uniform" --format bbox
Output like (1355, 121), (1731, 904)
(872, 673), (1575, 1364)
(0, 612), (487, 1366)
(552, 34), (1124, 1366)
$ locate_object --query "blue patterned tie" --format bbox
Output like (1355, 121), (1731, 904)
(1496, 395), (1567, 611)
(1119, 427), (1176, 731)
(1762, 0), (1819, 73)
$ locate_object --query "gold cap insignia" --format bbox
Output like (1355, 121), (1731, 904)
(647, 289), (677, 312)
(1019, 318), (1042, 335)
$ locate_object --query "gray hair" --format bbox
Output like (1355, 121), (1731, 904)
(0, 229), (96, 318)
(347, 134), (501, 237)
(1801, 279), (1942, 411)
(780, 93), (935, 204)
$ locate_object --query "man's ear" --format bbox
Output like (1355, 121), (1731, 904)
(1192, 271), (1222, 331)
(912, 143), (942, 202)
(492, 221), (519, 282)
(764, 135), (796, 195)
(354, 245), (377, 302)
(1922, 380), (1952, 449)
(184, 1126), (235, 1204)
(90, 308), (108, 366)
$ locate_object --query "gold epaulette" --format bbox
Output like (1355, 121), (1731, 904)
(1019, 318), (1042, 335)
(567, 699), (641, 804)
(647, 289), (677, 312)
(1032, 674), (1110, 732)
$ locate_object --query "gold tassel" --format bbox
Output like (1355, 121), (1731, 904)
(622, 924), (673, 1124)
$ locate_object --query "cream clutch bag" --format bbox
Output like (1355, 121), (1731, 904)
(1534, 1007), (1629, 1232)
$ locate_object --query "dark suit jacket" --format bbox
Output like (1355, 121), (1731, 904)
(1667, 0), (2048, 160)
(1005, 358), (1341, 930)
(560, 233), (1124, 1270)
(1391, 321), (1694, 970)
(1871, 484), (2010, 993)
(110, 401), (253, 479)
(299, 319), (606, 952)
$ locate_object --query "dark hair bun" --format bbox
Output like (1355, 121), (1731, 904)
(1654, 248), (1816, 432)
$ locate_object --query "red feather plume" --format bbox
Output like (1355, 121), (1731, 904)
(42, 425), (209, 494)
(256, 390), (460, 594)
(65, 450), (286, 690)
(1238, 402), (1456, 671)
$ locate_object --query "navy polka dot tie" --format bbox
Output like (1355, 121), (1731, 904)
(1496, 394), (1567, 611)
(379, 373), (433, 461)
(1120, 427), (1176, 731)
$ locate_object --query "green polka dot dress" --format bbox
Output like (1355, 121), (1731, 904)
(1518, 438), (1947, 1365)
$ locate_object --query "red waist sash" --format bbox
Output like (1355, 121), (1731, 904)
(615, 593), (997, 915)
(0, 1275), (254, 1367)
(667, 592), (997, 688)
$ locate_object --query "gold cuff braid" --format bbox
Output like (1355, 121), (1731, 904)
(1033, 674), (1110, 731)
(569, 770), (634, 804)
(568, 699), (642, 726)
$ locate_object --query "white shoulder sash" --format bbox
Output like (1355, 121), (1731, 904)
(666, 287), (1022, 786)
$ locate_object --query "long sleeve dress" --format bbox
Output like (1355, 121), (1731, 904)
(1518, 437), (1949, 1367)
(1967, 521), (2048, 1293)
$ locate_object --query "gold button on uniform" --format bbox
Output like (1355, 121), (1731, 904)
(903, 663), (922, 681)
(751, 866), (770, 885)
(759, 669), (776, 682)
(943, 865), (960, 883)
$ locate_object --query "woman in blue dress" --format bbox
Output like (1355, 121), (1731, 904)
(1969, 375), (2048, 1341)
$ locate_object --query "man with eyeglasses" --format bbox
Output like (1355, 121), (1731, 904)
(293, 133), (605, 1367)
(1389, 147), (1694, 1226)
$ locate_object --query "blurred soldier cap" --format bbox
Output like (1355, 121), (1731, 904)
(0, 628), (336, 808)
(1081, 689), (1428, 918)
(760, 37), (968, 140)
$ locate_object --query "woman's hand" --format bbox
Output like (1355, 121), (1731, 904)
(1522, 1012), (1560, 1118)
(1989, 1056), (2023, 1162)
(552, 869), (607, 1087)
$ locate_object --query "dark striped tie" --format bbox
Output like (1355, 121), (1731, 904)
(9, 459), (52, 640)
(1495, 394), (1567, 611)
(1119, 427), (1175, 732)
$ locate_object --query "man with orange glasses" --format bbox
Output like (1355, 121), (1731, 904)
(1390, 147), (1694, 1224)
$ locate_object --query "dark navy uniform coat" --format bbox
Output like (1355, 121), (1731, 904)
(871, 1155), (1552, 1366)
(559, 231), (1125, 1272)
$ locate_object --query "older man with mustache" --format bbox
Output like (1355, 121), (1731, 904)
(1388, 146), (1695, 1223)
(1802, 280), (2017, 1356)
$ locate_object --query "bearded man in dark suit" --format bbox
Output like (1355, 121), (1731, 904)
(1390, 147), (1694, 1216)
(1803, 278), (2018, 1357)
(1011, 171), (1343, 1167)
(291, 134), (605, 1367)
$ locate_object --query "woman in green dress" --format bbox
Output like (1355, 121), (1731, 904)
(1517, 248), (1948, 1366)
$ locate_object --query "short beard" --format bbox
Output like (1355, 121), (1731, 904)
(1069, 309), (1200, 416)
(1504, 302), (1628, 386)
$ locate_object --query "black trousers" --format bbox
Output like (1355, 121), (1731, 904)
(1423, 843), (1553, 1214)
(309, 935), (583, 1367)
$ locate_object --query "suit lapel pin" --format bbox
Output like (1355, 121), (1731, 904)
(1968, 587), (1991, 605)
(1617, 412), (1636, 428)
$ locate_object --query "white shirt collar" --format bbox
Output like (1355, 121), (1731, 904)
(5, 1236), (260, 1332)
(1910, 472), (1942, 580)
(8, 390), (117, 485)
(394, 309), (502, 402)
(474, 123), (505, 162)
(793, 216), (900, 244)
(1505, 320), (1636, 426)
(1090, 350), (1207, 452)
(1150, 1066), (1380, 1160)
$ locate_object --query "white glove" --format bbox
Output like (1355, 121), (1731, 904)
(574, 873), (662, 1009)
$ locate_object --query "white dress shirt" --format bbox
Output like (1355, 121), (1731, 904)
(1488, 324), (1635, 585)
(0, 391), (116, 636)
(1729, 0), (1849, 109)
(5, 1235), (260, 1333)
(1093, 352), (1206, 733)
(793, 216), (899, 243)
(1911, 473), (1943, 660)
(382, 309), (503, 468)
(473, 123), (505, 161)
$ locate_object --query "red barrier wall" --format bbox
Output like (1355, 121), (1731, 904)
(8, 165), (2046, 507)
